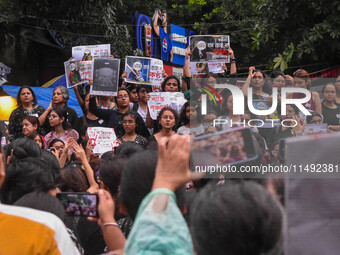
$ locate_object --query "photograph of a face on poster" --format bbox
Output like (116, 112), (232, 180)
(90, 58), (120, 96)
(64, 60), (90, 88)
(125, 56), (163, 85)
(72, 44), (111, 61)
(190, 35), (230, 63)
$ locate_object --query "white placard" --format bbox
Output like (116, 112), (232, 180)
(88, 127), (119, 154)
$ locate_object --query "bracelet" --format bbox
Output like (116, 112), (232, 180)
(102, 222), (119, 228)
(230, 58), (236, 62)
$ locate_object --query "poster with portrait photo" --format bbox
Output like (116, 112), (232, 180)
(72, 44), (111, 61)
(90, 58), (120, 96)
(125, 56), (163, 86)
(64, 60), (90, 88)
(189, 35), (230, 63)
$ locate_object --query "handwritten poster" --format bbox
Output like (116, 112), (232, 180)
(87, 127), (119, 154)
(148, 92), (171, 120)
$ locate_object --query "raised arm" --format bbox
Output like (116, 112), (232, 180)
(38, 101), (53, 127)
(152, 9), (161, 37)
(242, 66), (255, 98)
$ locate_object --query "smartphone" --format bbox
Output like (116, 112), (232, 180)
(57, 192), (98, 218)
(191, 127), (258, 167)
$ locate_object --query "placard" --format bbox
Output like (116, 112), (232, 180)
(88, 127), (119, 154)
(304, 124), (328, 136)
(148, 92), (171, 120)
(125, 56), (163, 85)
(64, 60), (91, 88)
(90, 58), (120, 96)
(190, 35), (230, 63)
(72, 44), (110, 60)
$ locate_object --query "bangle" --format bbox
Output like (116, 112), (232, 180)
(230, 58), (236, 62)
(102, 222), (119, 228)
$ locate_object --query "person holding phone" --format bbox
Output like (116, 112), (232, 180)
(8, 86), (48, 141)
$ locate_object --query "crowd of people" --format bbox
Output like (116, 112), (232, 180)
(0, 45), (339, 254)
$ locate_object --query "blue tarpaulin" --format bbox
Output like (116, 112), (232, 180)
(1, 85), (83, 117)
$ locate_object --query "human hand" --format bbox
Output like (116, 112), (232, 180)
(50, 147), (60, 159)
(47, 101), (54, 111)
(162, 69), (168, 79)
(248, 66), (256, 78)
(71, 141), (87, 163)
(228, 46), (234, 59)
(291, 115), (305, 135)
(88, 189), (116, 225)
(185, 46), (191, 60)
(152, 135), (203, 191)
(109, 55), (115, 58)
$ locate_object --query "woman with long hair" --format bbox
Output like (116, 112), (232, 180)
(177, 101), (204, 136)
(118, 111), (148, 146)
(44, 107), (79, 149)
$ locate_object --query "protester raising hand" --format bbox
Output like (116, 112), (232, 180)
(71, 141), (99, 193)
(88, 189), (126, 253)
(152, 134), (204, 192)
(291, 115), (305, 136)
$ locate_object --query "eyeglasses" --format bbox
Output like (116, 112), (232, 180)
(48, 114), (59, 119)
(324, 90), (336, 94)
(252, 76), (263, 80)
(123, 120), (135, 124)
(117, 95), (129, 99)
(54, 145), (64, 150)
(139, 89), (148, 94)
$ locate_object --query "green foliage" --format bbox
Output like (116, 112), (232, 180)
(0, 0), (338, 71)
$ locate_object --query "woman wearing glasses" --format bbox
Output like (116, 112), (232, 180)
(89, 88), (150, 138)
(118, 111), (148, 146)
(44, 107), (79, 149)
(321, 83), (340, 131)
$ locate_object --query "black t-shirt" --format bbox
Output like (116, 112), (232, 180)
(322, 104), (340, 125)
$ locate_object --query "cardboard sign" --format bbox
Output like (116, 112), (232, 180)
(148, 92), (186, 119)
(87, 127), (119, 154)
(90, 58), (120, 96)
(190, 35), (230, 63)
(72, 44), (110, 60)
(148, 92), (171, 120)
(125, 56), (163, 85)
(64, 60), (91, 88)
(304, 124), (328, 136)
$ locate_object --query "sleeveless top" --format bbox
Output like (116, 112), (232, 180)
(292, 92), (315, 111)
